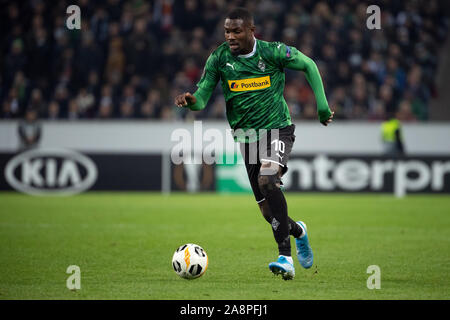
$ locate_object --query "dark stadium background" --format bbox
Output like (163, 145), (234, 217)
(0, 0), (449, 121)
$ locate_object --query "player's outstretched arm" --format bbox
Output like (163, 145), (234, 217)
(174, 87), (214, 111)
(175, 52), (219, 111)
(302, 59), (334, 126)
(283, 46), (334, 126)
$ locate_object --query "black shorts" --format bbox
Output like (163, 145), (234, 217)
(239, 124), (296, 203)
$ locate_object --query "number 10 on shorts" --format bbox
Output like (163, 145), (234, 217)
(271, 139), (285, 153)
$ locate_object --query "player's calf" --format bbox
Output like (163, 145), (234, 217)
(258, 163), (291, 257)
(257, 165), (280, 196)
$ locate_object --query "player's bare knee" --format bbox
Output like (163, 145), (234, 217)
(258, 169), (280, 196)
(261, 161), (279, 171)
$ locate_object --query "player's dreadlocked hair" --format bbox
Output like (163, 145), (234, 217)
(225, 7), (254, 26)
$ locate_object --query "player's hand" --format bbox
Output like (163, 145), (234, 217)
(321, 111), (334, 126)
(175, 92), (196, 107)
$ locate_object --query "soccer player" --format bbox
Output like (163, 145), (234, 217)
(175, 7), (334, 280)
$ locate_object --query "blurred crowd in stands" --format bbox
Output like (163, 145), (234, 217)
(0, 0), (448, 122)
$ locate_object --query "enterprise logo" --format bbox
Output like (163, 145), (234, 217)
(228, 76), (271, 92)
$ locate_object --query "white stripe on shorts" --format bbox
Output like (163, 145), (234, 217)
(260, 159), (284, 167)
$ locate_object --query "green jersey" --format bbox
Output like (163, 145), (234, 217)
(187, 39), (331, 142)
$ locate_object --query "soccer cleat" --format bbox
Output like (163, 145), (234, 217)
(295, 221), (313, 269)
(268, 256), (295, 280)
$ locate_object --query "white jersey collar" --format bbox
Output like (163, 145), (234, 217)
(238, 38), (257, 58)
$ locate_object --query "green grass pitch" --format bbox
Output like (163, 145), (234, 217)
(0, 192), (449, 300)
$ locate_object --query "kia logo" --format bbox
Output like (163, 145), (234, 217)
(4, 148), (97, 196)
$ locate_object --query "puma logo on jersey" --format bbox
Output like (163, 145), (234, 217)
(226, 63), (235, 70)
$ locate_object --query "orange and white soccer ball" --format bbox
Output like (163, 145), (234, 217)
(172, 243), (208, 279)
